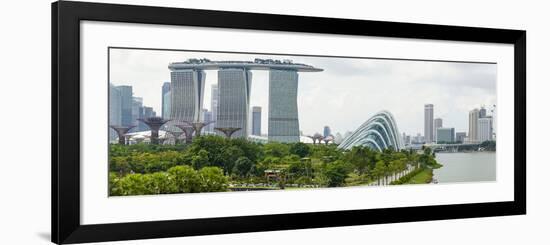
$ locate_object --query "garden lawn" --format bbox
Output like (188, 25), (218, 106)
(405, 169), (433, 184)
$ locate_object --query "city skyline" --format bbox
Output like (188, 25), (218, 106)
(109, 48), (497, 137)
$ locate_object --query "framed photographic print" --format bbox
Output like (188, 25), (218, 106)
(52, 1), (526, 244)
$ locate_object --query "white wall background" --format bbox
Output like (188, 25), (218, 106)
(0, 0), (547, 244)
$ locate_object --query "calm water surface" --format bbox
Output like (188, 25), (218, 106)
(434, 152), (496, 183)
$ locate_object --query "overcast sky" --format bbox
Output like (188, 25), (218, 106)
(109, 48), (496, 137)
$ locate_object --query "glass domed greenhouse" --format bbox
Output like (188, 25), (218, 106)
(338, 111), (404, 151)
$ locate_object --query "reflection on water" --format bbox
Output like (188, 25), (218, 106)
(434, 152), (496, 183)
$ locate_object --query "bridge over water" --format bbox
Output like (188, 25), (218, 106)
(427, 143), (482, 152)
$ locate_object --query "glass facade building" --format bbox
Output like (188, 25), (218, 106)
(478, 117), (493, 142)
(424, 104), (434, 143)
(455, 132), (467, 143)
(161, 82), (170, 119)
(436, 127), (455, 143)
(469, 108), (480, 142)
(167, 59), (322, 141)
(323, 126), (331, 138)
(268, 70), (300, 143)
(169, 69), (206, 125)
(132, 97), (145, 131)
(252, 106), (262, 136)
(210, 84), (219, 133)
(162, 91), (171, 120)
(338, 111), (403, 151)
(117, 85), (133, 127)
(217, 68), (252, 138)
(109, 84), (122, 140)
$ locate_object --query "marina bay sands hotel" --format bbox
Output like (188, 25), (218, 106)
(168, 58), (323, 142)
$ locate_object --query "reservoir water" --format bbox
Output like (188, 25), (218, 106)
(433, 152), (496, 183)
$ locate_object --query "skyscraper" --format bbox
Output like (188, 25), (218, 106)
(434, 117), (442, 141)
(169, 69), (206, 124)
(217, 68), (252, 138)
(210, 84), (219, 131)
(109, 84), (122, 140)
(469, 108), (480, 143)
(143, 106), (155, 118)
(116, 85), (133, 127)
(269, 70), (300, 143)
(479, 107), (487, 118)
(252, 106), (262, 136)
(323, 126), (331, 138)
(167, 59), (322, 141)
(455, 132), (467, 143)
(434, 118), (443, 129)
(161, 82), (170, 118)
(424, 104), (434, 143)
(436, 127), (455, 143)
(162, 91), (171, 119)
(478, 117), (493, 142)
(132, 97), (144, 131)
(203, 109), (213, 132)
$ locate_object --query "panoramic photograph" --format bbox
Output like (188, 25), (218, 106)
(107, 47), (497, 196)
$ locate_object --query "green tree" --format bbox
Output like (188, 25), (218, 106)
(198, 167), (228, 192)
(222, 146), (245, 175)
(168, 165), (201, 193)
(263, 142), (290, 158)
(191, 149), (210, 170)
(289, 142), (310, 158)
(233, 156), (254, 178)
(323, 161), (350, 187)
(372, 160), (386, 185)
(229, 138), (262, 163)
(116, 174), (152, 195)
(345, 146), (372, 175)
(145, 172), (178, 194)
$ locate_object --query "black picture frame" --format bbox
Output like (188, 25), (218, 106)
(52, 1), (526, 244)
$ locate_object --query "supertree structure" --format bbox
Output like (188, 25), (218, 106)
(175, 124), (195, 144)
(109, 125), (136, 145)
(322, 135), (335, 145)
(214, 127), (241, 139)
(166, 130), (185, 145)
(308, 133), (324, 145)
(137, 117), (171, 144)
(181, 120), (215, 137)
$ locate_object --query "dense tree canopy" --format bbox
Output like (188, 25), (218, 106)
(109, 135), (442, 196)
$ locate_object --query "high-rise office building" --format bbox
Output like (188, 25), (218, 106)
(202, 109), (213, 132)
(424, 104), (434, 143)
(169, 69), (206, 124)
(167, 59), (322, 140)
(116, 85), (133, 127)
(132, 97), (144, 131)
(161, 82), (170, 118)
(109, 84), (122, 140)
(455, 132), (467, 143)
(469, 108), (480, 142)
(434, 117), (442, 141)
(478, 117), (493, 142)
(323, 126), (331, 138)
(162, 91), (171, 119)
(143, 106), (155, 118)
(252, 106), (262, 136)
(479, 107), (487, 118)
(210, 84), (219, 131)
(217, 68), (252, 138)
(436, 127), (455, 143)
(269, 70), (300, 143)
(413, 133), (424, 144)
